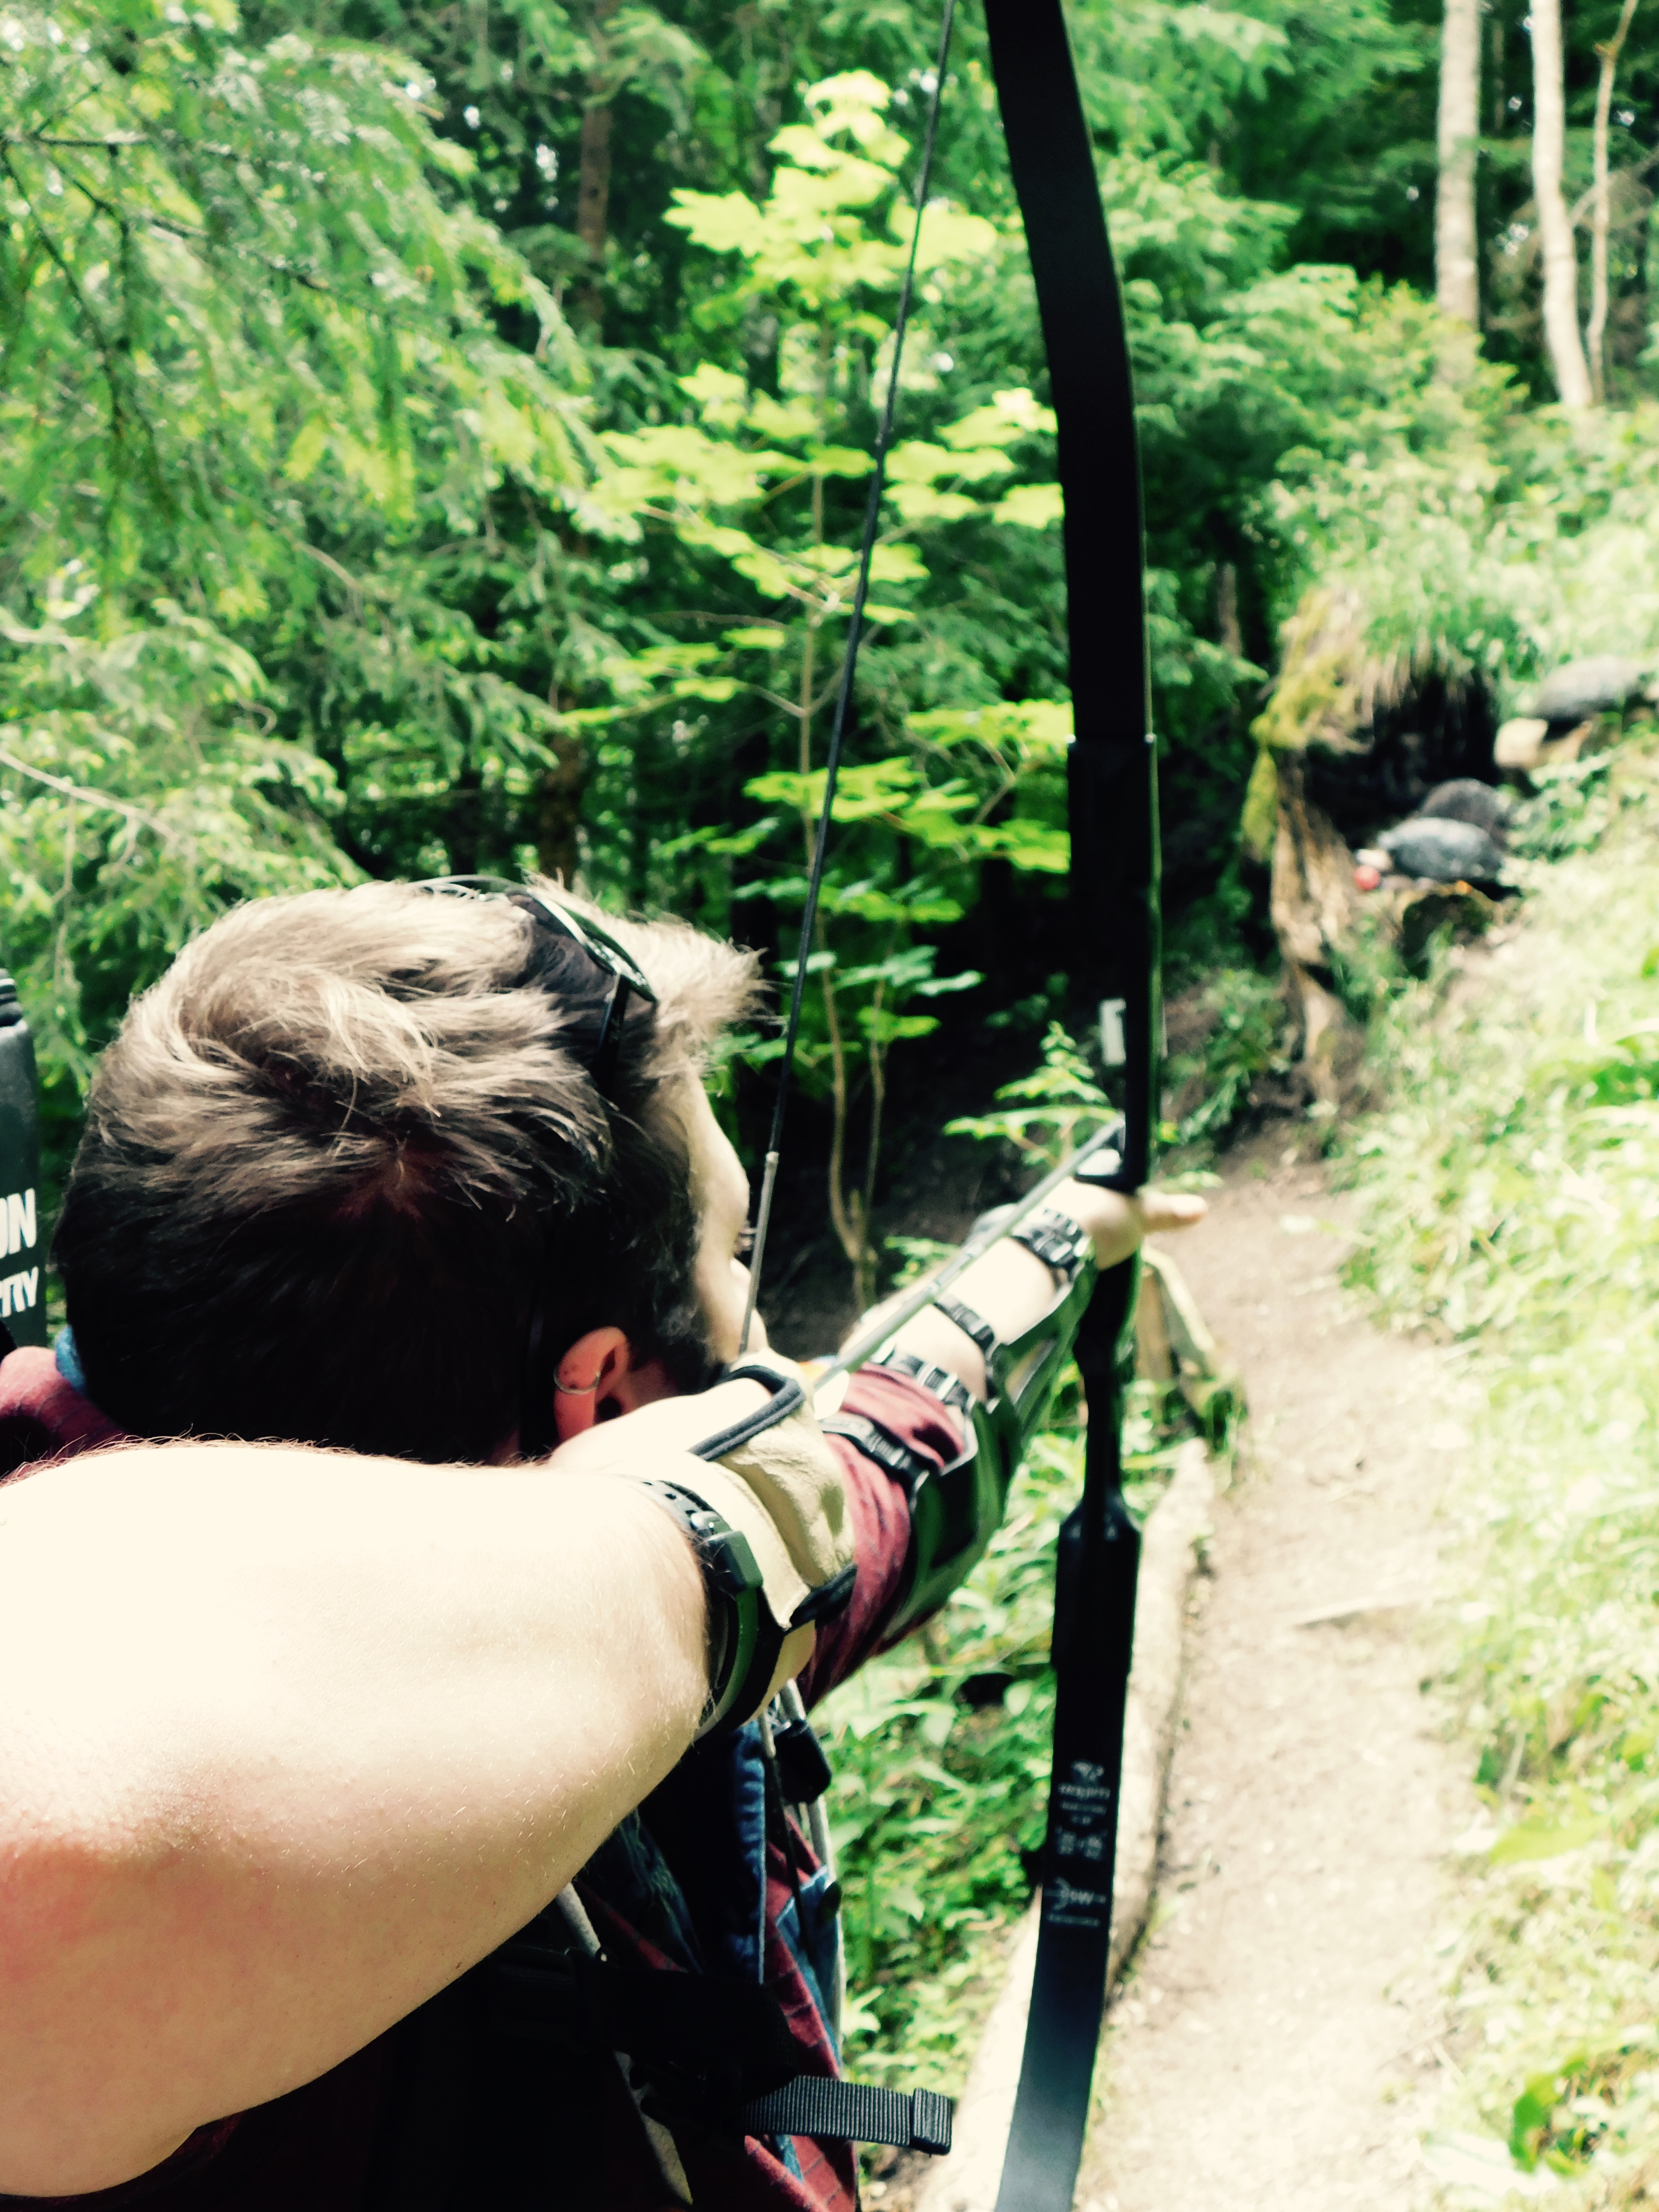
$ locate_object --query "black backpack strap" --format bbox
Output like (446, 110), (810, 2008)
(739, 2078), (952, 2155)
(484, 1926), (956, 2159)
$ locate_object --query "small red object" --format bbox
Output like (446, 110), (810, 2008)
(1354, 864), (1382, 891)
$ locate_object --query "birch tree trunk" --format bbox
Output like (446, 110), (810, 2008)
(1531, 0), (1595, 408)
(1588, 0), (1641, 400)
(1436, 0), (1482, 323)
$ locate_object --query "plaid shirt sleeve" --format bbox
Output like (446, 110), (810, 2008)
(794, 1364), (970, 1707)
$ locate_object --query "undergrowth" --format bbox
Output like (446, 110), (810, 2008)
(1341, 732), (1659, 2205)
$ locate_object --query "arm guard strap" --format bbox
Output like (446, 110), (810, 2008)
(823, 1227), (1098, 1641)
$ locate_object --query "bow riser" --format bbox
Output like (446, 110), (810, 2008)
(1071, 743), (1162, 1187)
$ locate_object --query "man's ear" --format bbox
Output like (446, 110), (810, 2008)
(552, 1328), (675, 1441)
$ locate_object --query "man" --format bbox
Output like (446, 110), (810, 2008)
(0, 878), (1199, 2208)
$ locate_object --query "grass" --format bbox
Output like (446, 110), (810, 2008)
(1336, 727), (1659, 2204)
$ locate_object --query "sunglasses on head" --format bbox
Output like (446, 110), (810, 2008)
(416, 876), (657, 1098)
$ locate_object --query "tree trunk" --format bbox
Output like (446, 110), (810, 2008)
(576, 100), (613, 260)
(1588, 0), (1640, 401)
(533, 730), (590, 886)
(1531, 0), (1594, 408)
(1268, 753), (1361, 1105)
(1215, 561), (1243, 661)
(1436, 0), (1482, 324)
(574, 0), (620, 331)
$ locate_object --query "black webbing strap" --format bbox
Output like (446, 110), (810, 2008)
(934, 1294), (1004, 1367)
(819, 1410), (936, 1498)
(740, 2078), (953, 2156)
(981, 0), (1159, 2204)
(483, 1918), (955, 2161)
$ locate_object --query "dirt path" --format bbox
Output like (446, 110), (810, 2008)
(1077, 1146), (1476, 2212)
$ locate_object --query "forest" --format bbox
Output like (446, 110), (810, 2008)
(12, 0), (1659, 2193)
(9, 0), (1659, 1308)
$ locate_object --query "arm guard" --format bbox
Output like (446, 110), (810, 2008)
(821, 1214), (1098, 1642)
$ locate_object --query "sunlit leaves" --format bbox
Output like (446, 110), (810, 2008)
(664, 67), (993, 315)
(939, 389), (1058, 448)
(0, 586), (354, 1123)
(0, 0), (609, 1163)
(0, 0), (592, 598)
(600, 423), (792, 513)
(946, 1022), (1115, 1165)
(897, 197), (1000, 275)
(992, 482), (1066, 530)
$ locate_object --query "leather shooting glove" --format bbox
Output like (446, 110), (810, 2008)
(547, 1353), (854, 1731)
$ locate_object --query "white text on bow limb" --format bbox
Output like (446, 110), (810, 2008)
(1, 1187), (39, 1318)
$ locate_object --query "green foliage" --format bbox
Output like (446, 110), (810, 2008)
(16, 0), (1659, 1181)
(1161, 964), (1289, 1151)
(1341, 733), (1659, 2200)
(948, 974), (1291, 1177)
(20, 0), (1659, 2166)
(24, 0), (1659, 2160)
(947, 1021), (1116, 1168)
(0, 582), (355, 1173)
(279, 0), (1542, 987)
(1506, 2037), (1656, 2177)
(1266, 372), (1659, 719)
(591, 81), (1081, 1293)
(0, 0), (606, 1181)
(7, 0), (1602, 1223)
(0, 0), (586, 602)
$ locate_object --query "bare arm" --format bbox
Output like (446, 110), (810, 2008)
(870, 1182), (1207, 1401)
(0, 1443), (707, 2197)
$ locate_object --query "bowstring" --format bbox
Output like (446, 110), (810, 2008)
(739, 0), (960, 1354)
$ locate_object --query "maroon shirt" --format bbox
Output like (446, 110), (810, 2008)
(0, 1351), (965, 2211)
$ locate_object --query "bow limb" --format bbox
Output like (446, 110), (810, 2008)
(983, 2), (1162, 2206)
(986, 0), (1161, 1154)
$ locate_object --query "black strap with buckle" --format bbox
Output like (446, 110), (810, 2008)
(488, 1926), (953, 2157)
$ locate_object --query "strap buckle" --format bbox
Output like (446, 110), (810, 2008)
(867, 1347), (976, 1421)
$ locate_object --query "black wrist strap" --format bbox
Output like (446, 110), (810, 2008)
(630, 1478), (780, 1740)
(819, 1409), (938, 1500)
(867, 1347), (977, 1421)
(934, 1293), (1004, 1369)
(641, 1360), (857, 1735)
(689, 1362), (858, 1635)
(1007, 1207), (1092, 1285)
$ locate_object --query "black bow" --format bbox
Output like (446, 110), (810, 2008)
(737, 5), (1161, 2196)
(983, 7), (1161, 2202)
